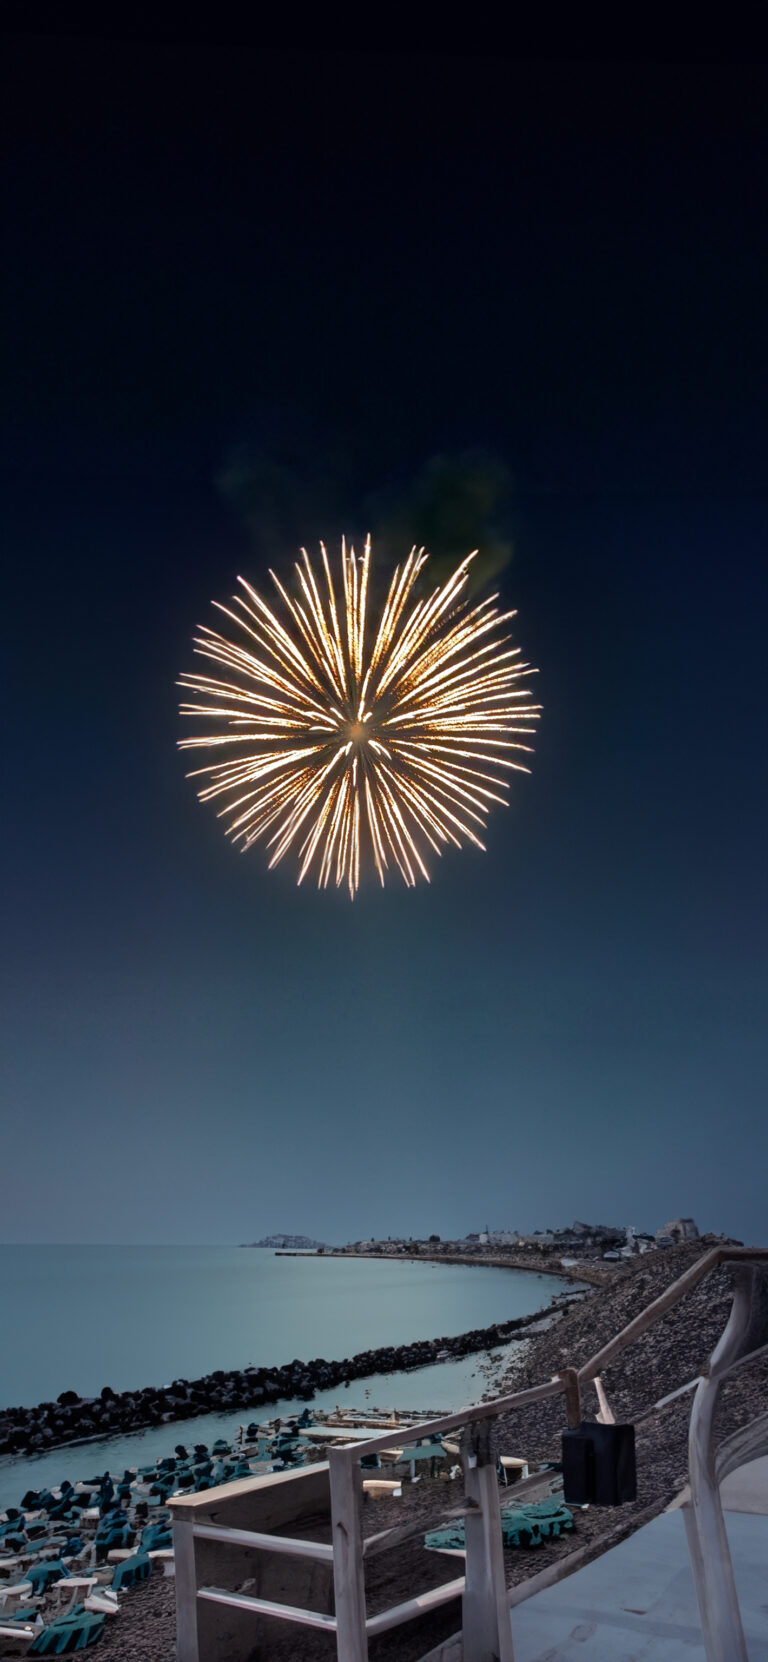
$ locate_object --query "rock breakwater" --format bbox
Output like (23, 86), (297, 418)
(0, 1304), (567, 1458)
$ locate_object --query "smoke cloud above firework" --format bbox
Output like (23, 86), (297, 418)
(178, 540), (540, 896)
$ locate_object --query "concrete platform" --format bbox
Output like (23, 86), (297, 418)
(507, 1507), (768, 1661)
(667, 1453), (768, 1516)
(719, 1454), (768, 1515)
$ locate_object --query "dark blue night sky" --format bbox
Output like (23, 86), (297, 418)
(2, 43), (766, 1244)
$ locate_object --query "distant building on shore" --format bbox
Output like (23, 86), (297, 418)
(656, 1218), (700, 1246)
(327, 1216), (703, 1265)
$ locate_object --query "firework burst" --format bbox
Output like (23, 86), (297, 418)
(178, 539), (540, 895)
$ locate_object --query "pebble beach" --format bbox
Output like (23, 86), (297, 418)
(4, 1235), (762, 1661)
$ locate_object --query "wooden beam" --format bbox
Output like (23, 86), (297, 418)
(173, 1517), (200, 1662)
(168, 1460), (329, 1518)
(334, 1377), (566, 1461)
(300, 1425), (408, 1443)
(593, 1375), (615, 1425)
(365, 1576), (465, 1636)
(462, 1422), (514, 1662)
(557, 1367), (581, 1428)
(197, 1586), (337, 1632)
(191, 1522), (333, 1562)
(329, 1447), (368, 1662)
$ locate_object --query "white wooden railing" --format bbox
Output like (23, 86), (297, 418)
(172, 1244), (768, 1662)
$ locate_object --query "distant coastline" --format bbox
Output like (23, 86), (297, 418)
(258, 1216), (706, 1290)
(281, 1246), (615, 1288)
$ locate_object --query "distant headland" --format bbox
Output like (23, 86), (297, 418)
(241, 1233), (327, 1250)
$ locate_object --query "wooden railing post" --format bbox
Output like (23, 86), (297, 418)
(329, 1447), (368, 1662)
(461, 1421), (514, 1662)
(557, 1367), (582, 1428)
(173, 1516), (201, 1662)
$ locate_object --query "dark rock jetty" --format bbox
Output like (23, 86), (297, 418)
(0, 1304), (565, 1458)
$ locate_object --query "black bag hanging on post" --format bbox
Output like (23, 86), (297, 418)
(561, 1420), (637, 1505)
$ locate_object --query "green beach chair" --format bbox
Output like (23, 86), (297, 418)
(25, 1561), (70, 1595)
(425, 1497), (574, 1554)
(111, 1550), (151, 1592)
(500, 1495), (575, 1547)
(30, 1607), (105, 1654)
(1, 1608), (40, 1626)
(140, 1523), (172, 1553)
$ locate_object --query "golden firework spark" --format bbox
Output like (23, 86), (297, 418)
(178, 539), (540, 895)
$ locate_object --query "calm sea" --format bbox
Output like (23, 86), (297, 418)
(0, 1245), (572, 1509)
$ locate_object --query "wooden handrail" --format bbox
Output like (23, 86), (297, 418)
(197, 1586), (337, 1631)
(191, 1522), (333, 1562)
(365, 1576), (466, 1637)
(329, 1376), (567, 1462)
(578, 1246), (768, 1383)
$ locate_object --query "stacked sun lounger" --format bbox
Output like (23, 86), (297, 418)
(0, 1412), (330, 1653)
(0, 1404), (450, 1653)
(424, 1494), (575, 1554)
